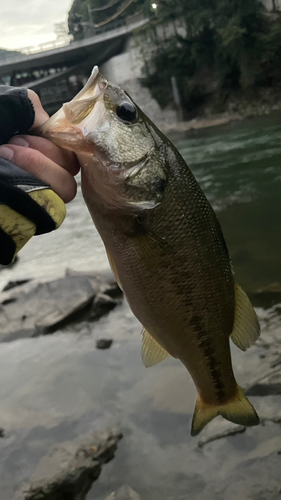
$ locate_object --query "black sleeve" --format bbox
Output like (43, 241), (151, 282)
(0, 86), (56, 238)
(0, 86), (35, 145)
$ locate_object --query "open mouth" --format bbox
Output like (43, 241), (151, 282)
(71, 66), (108, 102)
(36, 66), (108, 147)
(62, 67), (108, 125)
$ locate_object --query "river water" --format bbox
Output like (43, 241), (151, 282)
(0, 114), (280, 499)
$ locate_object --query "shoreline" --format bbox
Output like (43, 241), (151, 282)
(159, 87), (281, 134)
(160, 112), (243, 134)
(160, 107), (281, 135)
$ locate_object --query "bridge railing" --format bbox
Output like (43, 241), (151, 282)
(0, 36), (73, 64)
(0, 13), (146, 65)
(20, 36), (74, 55)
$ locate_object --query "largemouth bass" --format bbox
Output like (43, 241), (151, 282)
(39, 66), (260, 435)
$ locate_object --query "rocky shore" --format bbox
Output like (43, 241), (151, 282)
(160, 87), (281, 135)
(161, 113), (243, 135)
(0, 266), (279, 500)
(17, 430), (123, 500)
(0, 270), (123, 342)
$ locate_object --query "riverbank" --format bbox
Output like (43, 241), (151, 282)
(161, 113), (243, 134)
(160, 86), (281, 134)
(0, 271), (280, 500)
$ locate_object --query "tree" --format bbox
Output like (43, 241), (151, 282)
(140, 0), (281, 114)
(54, 22), (70, 40)
(68, 0), (145, 38)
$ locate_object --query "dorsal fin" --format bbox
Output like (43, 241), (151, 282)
(230, 284), (260, 351)
(141, 328), (170, 367)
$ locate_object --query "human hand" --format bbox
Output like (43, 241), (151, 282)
(0, 87), (80, 265)
(0, 89), (80, 203)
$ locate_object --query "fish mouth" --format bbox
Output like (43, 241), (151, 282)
(37, 66), (108, 149)
(68, 66), (107, 105)
(62, 66), (108, 125)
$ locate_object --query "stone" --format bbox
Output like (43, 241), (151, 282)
(19, 430), (122, 500)
(197, 418), (246, 448)
(0, 272), (120, 341)
(100, 281), (123, 299)
(104, 485), (141, 500)
(89, 293), (118, 321)
(2, 279), (31, 292)
(96, 338), (113, 349)
(246, 382), (281, 397)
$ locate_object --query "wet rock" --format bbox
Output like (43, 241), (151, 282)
(252, 283), (281, 308)
(271, 354), (281, 368)
(245, 367), (281, 396)
(19, 430), (122, 500)
(0, 427), (4, 437)
(2, 279), (31, 292)
(246, 382), (281, 397)
(197, 418), (246, 448)
(96, 338), (113, 349)
(89, 293), (118, 321)
(1, 297), (17, 306)
(100, 281), (123, 299)
(104, 485), (141, 500)
(0, 272), (120, 341)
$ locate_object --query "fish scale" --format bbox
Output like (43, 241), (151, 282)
(38, 66), (260, 436)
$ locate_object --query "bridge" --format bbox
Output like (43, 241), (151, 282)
(0, 14), (148, 113)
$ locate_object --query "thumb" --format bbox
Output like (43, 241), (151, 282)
(27, 90), (49, 129)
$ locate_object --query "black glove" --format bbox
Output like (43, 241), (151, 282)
(0, 86), (65, 265)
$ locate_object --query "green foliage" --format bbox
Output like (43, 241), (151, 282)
(68, 0), (145, 38)
(141, 0), (281, 115)
(260, 16), (281, 84)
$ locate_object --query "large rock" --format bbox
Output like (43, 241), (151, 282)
(0, 272), (122, 341)
(197, 418), (246, 448)
(18, 430), (122, 500)
(104, 485), (141, 500)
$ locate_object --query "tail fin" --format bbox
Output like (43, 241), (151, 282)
(191, 385), (259, 436)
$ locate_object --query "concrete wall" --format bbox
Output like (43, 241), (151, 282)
(262, 0), (281, 10)
(100, 38), (178, 127)
(100, 37), (143, 83)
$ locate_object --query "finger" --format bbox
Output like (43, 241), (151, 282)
(8, 135), (80, 177)
(27, 89), (49, 129)
(0, 144), (77, 203)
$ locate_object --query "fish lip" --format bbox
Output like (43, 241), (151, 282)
(82, 66), (109, 102)
(74, 66), (104, 100)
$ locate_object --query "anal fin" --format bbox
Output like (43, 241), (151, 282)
(141, 328), (170, 367)
(230, 284), (260, 351)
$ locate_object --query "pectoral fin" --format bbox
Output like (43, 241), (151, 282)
(141, 328), (170, 367)
(230, 284), (260, 351)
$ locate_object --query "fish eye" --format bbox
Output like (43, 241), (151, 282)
(116, 102), (137, 123)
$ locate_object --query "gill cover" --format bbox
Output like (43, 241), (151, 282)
(39, 66), (168, 212)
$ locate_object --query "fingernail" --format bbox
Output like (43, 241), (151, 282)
(0, 146), (14, 161)
(9, 136), (29, 147)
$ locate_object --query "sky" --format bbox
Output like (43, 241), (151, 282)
(0, 0), (73, 50)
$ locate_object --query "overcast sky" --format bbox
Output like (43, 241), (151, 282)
(0, 0), (72, 50)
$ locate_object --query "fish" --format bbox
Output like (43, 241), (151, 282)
(39, 66), (260, 435)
